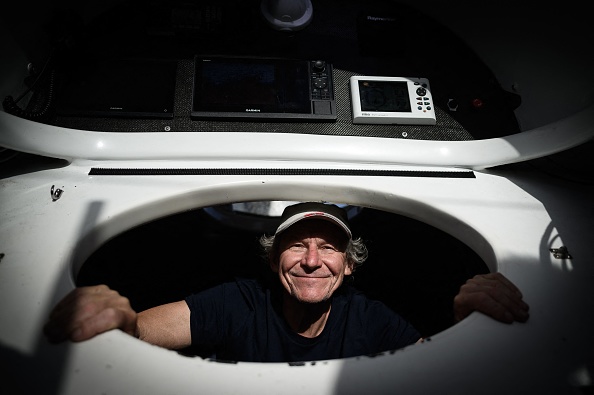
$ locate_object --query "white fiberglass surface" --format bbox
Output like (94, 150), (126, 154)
(1, 105), (593, 168)
(1, 165), (592, 394)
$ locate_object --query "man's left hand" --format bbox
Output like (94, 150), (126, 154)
(453, 273), (529, 324)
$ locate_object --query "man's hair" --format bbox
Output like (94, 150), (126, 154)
(259, 233), (368, 271)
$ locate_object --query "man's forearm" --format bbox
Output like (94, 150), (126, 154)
(136, 300), (192, 350)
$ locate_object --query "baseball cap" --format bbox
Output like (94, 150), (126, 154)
(274, 202), (352, 238)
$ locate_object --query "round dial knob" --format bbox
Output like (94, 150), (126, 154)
(312, 60), (326, 73)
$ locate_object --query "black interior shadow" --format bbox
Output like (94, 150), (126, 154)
(77, 205), (488, 341)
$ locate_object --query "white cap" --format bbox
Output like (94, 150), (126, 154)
(275, 202), (352, 238)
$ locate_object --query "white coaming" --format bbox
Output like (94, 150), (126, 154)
(1, 103), (593, 169)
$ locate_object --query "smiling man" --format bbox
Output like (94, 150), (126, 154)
(44, 202), (529, 362)
(182, 202), (421, 361)
(276, 219), (350, 304)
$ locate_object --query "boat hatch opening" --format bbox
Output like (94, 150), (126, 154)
(76, 201), (489, 361)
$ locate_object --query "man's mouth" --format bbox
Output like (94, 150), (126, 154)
(291, 274), (330, 279)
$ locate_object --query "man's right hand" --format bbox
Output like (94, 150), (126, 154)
(43, 285), (138, 343)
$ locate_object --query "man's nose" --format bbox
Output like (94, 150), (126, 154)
(302, 244), (322, 269)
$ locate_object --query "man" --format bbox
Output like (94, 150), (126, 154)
(44, 202), (529, 362)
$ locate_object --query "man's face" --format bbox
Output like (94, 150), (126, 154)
(272, 219), (352, 304)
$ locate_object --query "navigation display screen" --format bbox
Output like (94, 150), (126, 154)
(193, 57), (310, 115)
(358, 80), (411, 112)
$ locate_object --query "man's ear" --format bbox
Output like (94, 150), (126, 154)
(344, 260), (353, 276)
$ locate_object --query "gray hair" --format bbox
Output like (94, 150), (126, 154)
(259, 233), (368, 271)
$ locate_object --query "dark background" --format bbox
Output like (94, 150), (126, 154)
(42, 0), (521, 139)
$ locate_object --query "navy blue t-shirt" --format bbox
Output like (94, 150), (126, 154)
(185, 278), (420, 362)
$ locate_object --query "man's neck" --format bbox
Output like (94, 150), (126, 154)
(281, 294), (332, 338)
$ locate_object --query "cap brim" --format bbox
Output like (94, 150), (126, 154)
(274, 203), (352, 238)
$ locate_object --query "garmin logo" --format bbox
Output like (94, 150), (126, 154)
(245, 108), (261, 112)
(366, 16), (396, 22)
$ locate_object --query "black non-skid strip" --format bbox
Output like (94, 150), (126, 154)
(89, 168), (475, 178)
